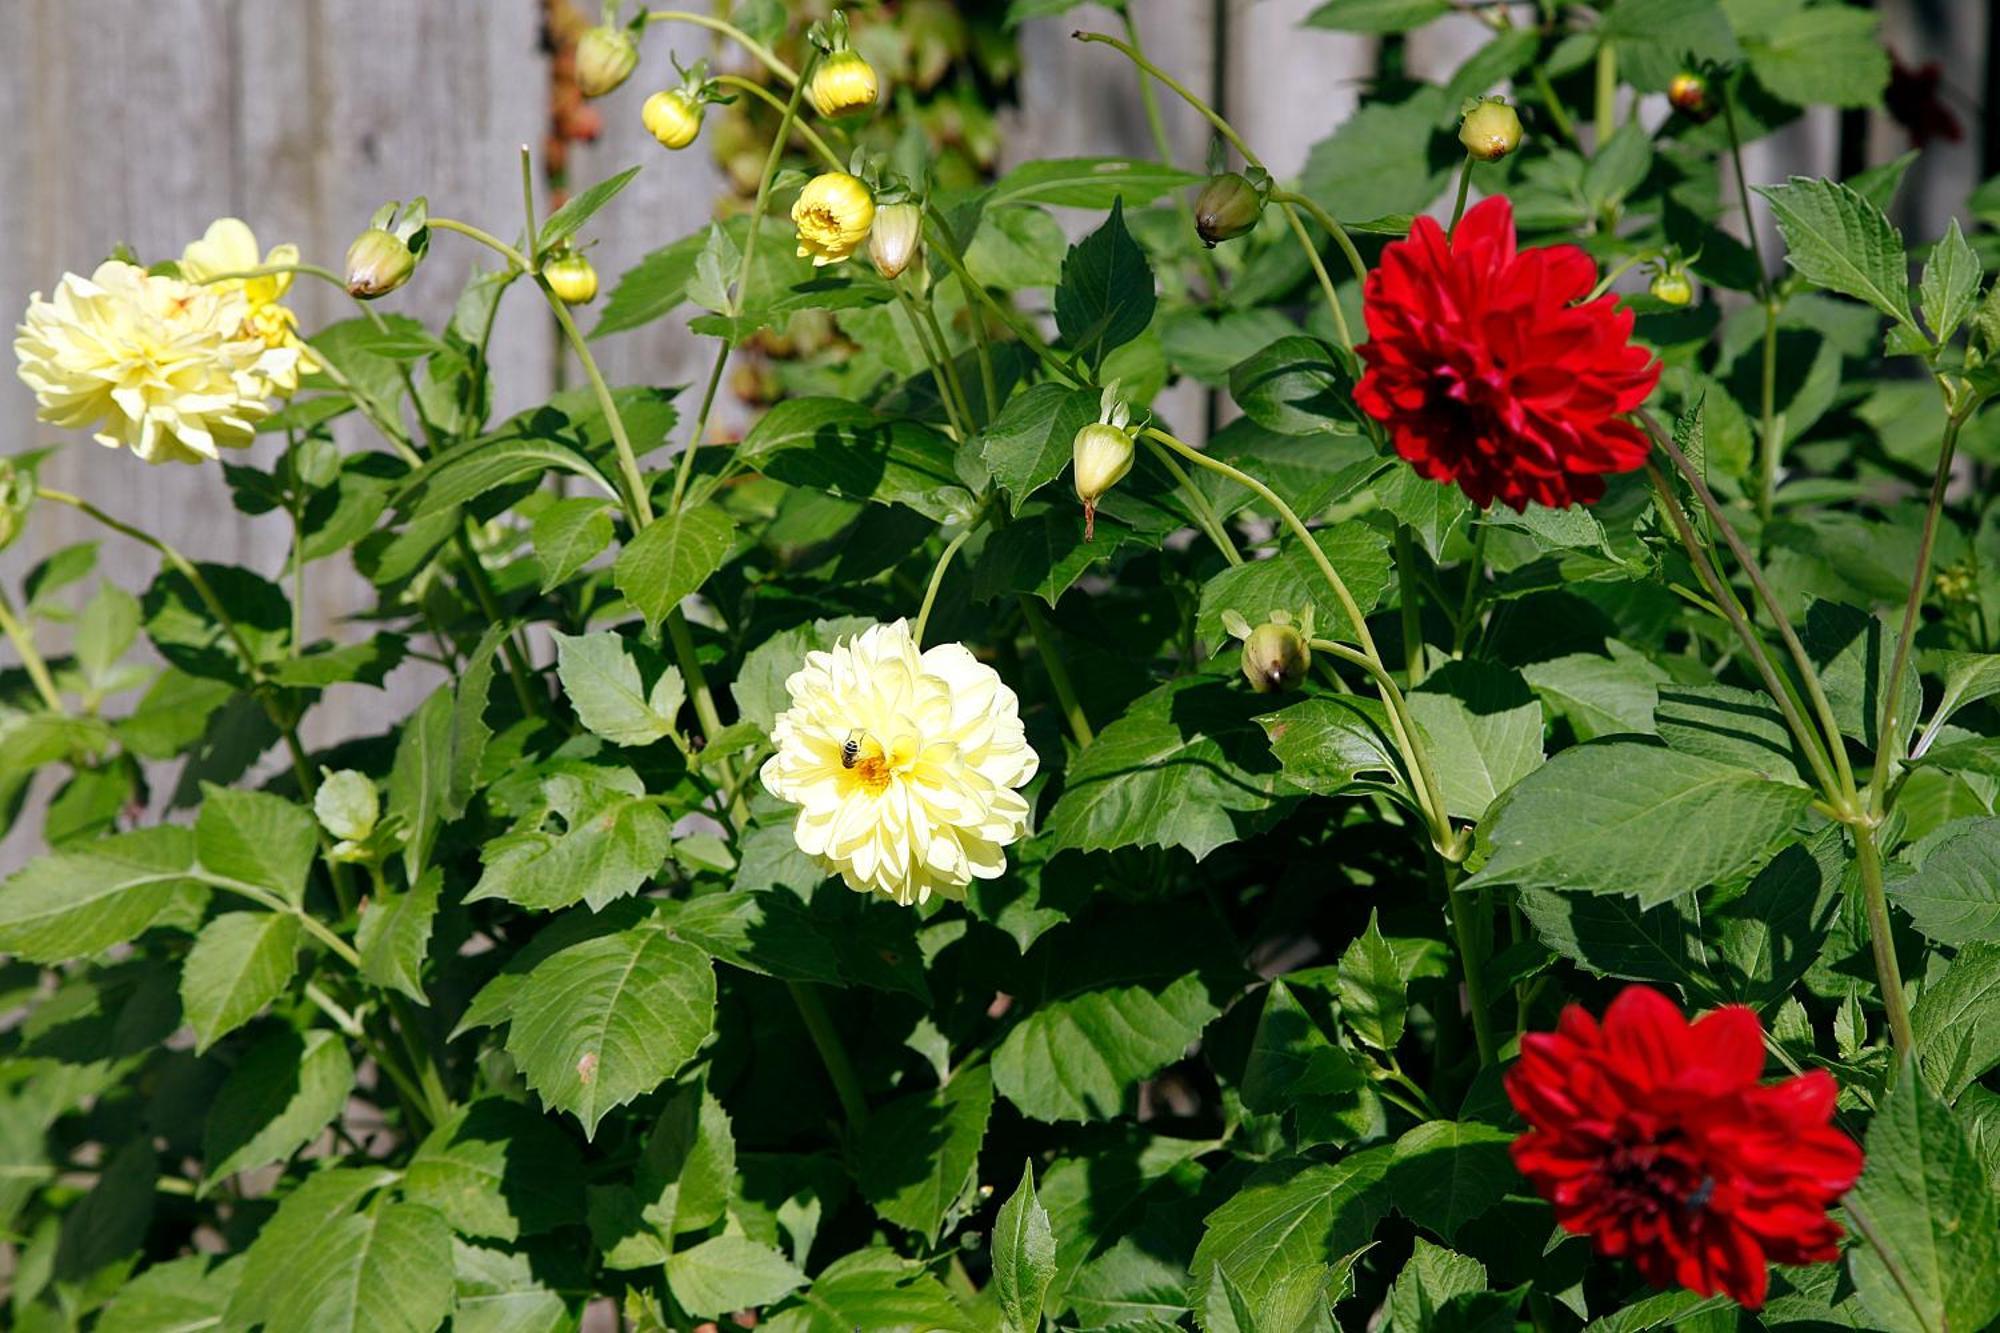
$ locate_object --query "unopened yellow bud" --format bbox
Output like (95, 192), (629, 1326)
(642, 88), (703, 149)
(544, 252), (599, 305)
(1241, 621), (1311, 694)
(1458, 98), (1523, 162)
(1194, 172), (1263, 247)
(809, 49), (879, 119)
(792, 172), (876, 267)
(1650, 267), (1694, 307)
(1668, 72), (1715, 123)
(344, 228), (416, 299)
(1072, 422), (1134, 542)
(575, 25), (640, 99)
(869, 202), (924, 279)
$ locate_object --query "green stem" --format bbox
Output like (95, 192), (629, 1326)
(1019, 597), (1093, 746)
(958, 271), (1001, 426)
(1443, 860), (1499, 1067)
(1448, 156), (1475, 232)
(1853, 824), (1916, 1062)
(1278, 204), (1352, 350)
(1757, 302), (1783, 523)
(426, 217), (529, 270)
(1529, 65), (1580, 146)
(1139, 437), (1242, 566)
(1310, 637), (1452, 858)
(1645, 463), (1844, 799)
(900, 287), (974, 438)
(713, 74), (842, 167)
(1593, 42), (1617, 146)
(545, 292), (654, 526)
(519, 145), (541, 269)
(1394, 525), (1425, 688)
(1646, 417), (1857, 801)
(0, 588), (65, 714)
(644, 9), (798, 84)
(1453, 522), (1490, 655)
(788, 981), (869, 1128)
(1582, 254), (1646, 304)
(1868, 399), (1971, 807)
(200, 871), (362, 968)
(923, 210), (1076, 384)
(1118, 3), (1224, 297)
(914, 502), (994, 646)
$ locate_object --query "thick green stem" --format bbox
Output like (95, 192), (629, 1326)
(0, 588), (65, 714)
(1593, 43), (1617, 146)
(546, 293), (654, 525)
(1444, 861), (1499, 1067)
(914, 501), (994, 646)
(788, 981), (869, 1128)
(1394, 525), (1425, 688)
(1853, 824), (1916, 1062)
(1449, 157), (1475, 232)
(1756, 303), (1783, 523)
(1019, 597), (1093, 747)
(1139, 436), (1242, 567)
(1311, 638), (1452, 851)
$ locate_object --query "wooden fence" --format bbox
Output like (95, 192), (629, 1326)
(0, 0), (1989, 869)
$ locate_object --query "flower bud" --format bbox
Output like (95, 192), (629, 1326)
(575, 25), (640, 99)
(1072, 423), (1133, 541)
(1649, 266), (1694, 307)
(544, 252), (600, 305)
(642, 88), (703, 149)
(808, 49), (879, 119)
(1194, 172), (1263, 248)
(1668, 72), (1715, 123)
(1458, 98), (1523, 162)
(344, 228), (416, 299)
(868, 202), (924, 279)
(315, 769), (380, 844)
(1241, 620), (1311, 694)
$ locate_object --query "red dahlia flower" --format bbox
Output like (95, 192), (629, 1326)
(1505, 985), (1863, 1309)
(1356, 196), (1660, 510)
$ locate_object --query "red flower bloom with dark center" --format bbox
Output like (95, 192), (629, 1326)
(1506, 985), (1863, 1309)
(1356, 195), (1660, 510)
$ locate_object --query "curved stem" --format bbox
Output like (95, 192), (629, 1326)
(910, 290), (976, 435)
(914, 502), (994, 646)
(1074, 31), (1257, 166)
(1868, 399), (1971, 807)
(924, 210), (1076, 385)
(200, 871), (362, 968)
(713, 75), (842, 168)
(1582, 254), (1646, 304)
(644, 9), (798, 85)
(1272, 199), (1355, 348)
(1019, 597), (1093, 747)
(1270, 190), (1369, 294)
(1138, 436), (1242, 567)
(546, 292), (655, 525)
(1309, 637), (1451, 853)
(956, 270), (1001, 426)
(0, 588), (65, 714)
(426, 217), (529, 271)
(1644, 464), (1843, 798)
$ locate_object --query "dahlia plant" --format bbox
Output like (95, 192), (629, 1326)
(3, 2), (1999, 1331)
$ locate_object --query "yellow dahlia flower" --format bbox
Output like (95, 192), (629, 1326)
(760, 620), (1039, 907)
(180, 217), (312, 395)
(14, 261), (293, 465)
(792, 172), (876, 267)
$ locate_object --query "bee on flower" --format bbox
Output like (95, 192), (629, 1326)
(792, 170), (877, 267)
(759, 620), (1039, 907)
(14, 259), (297, 466)
(179, 217), (314, 396)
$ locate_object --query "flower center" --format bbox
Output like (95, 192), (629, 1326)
(802, 205), (842, 236)
(852, 752), (895, 794)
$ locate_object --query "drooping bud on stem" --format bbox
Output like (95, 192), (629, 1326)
(1194, 171), (1265, 248)
(544, 251), (600, 305)
(575, 19), (640, 99)
(1458, 97), (1523, 162)
(1221, 607), (1315, 694)
(1649, 265), (1694, 307)
(807, 12), (879, 119)
(869, 201), (924, 279)
(1073, 384), (1135, 541)
(643, 89), (703, 149)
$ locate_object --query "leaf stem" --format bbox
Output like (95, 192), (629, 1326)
(1448, 156), (1475, 233)
(1019, 597), (1093, 747)
(788, 981), (869, 1129)
(0, 587), (65, 714)
(1852, 823), (1916, 1062)
(1138, 436), (1242, 567)
(1593, 42), (1617, 146)
(1443, 860), (1499, 1067)
(914, 501), (995, 646)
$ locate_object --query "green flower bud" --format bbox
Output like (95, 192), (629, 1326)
(314, 769), (380, 863)
(1194, 172), (1263, 248)
(868, 202), (924, 279)
(1458, 98), (1523, 162)
(575, 25), (640, 99)
(344, 227), (416, 300)
(1650, 267), (1694, 307)
(1241, 619), (1311, 694)
(544, 252), (600, 305)
(1073, 384), (1137, 542)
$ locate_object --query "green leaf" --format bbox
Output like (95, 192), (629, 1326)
(180, 911), (300, 1053)
(1745, 4), (1889, 109)
(1054, 199), (1157, 369)
(204, 1026), (356, 1183)
(739, 397), (971, 522)
(1386, 1240), (1487, 1333)
(589, 1079), (736, 1266)
(612, 506), (737, 631)
(1188, 1151), (1392, 1320)
(357, 868), (442, 1004)
(1847, 1071), (2000, 1333)
(390, 685), (454, 884)
(0, 825), (200, 964)
(1374, 467), (1473, 562)
(992, 1162), (1058, 1333)
(986, 157), (1203, 210)
(667, 1234), (806, 1319)
(539, 164), (640, 252)
(1466, 742), (1812, 907)
(451, 1241), (576, 1333)
(1408, 662), (1545, 823)
(280, 1200), (455, 1333)
(1807, 601), (1924, 752)
(195, 785), (318, 908)
(1758, 177), (1915, 327)
(1920, 220), (1983, 346)
(449, 628), (503, 821)
(1890, 817), (2000, 944)
(98, 1253), (240, 1333)
(1259, 694), (1403, 798)
(593, 228), (710, 337)
(1047, 676), (1293, 862)
(73, 582), (140, 691)
(1299, 86), (1455, 224)
(1523, 647), (1667, 742)
(1600, 0), (1741, 91)
(760, 1247), (979, 1333)
(853, 1066), (994, 1242)
(967, 205), (1068, 288)
(403, 1099), (586, 1242)
(398, 431), (618, 519)
(1305, 0), (1451, 32)
(1229, 336), (1363, 437)
(467, 768), (673, 913)
(1653, 683), (1811, 784)
(1387, 1120), (1515, 1241)
(532, 496), (615, 592)
(1241, 980), (1373, 1140)
(1912, 941), (2000, 1100)
(1582, 121), (1654, 212)
(1197, 526), (1392, 645)
(553, 630), (684, 747)
(978, 382), (1100, 503)
(460, 905), (716, 1137)
(1338, 910), (1407, 1051)
(972, 506), (1141, 607)
(225, 1167), (399, 1328)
